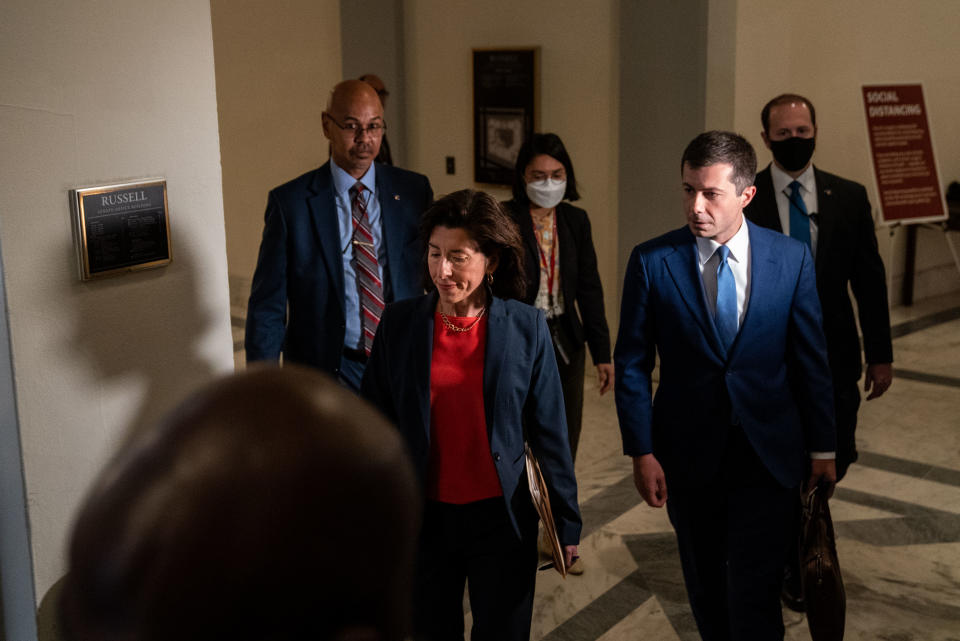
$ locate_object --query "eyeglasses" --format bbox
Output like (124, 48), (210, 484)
(325, 114), (387, 137)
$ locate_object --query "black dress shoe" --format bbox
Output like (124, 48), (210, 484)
(781, 566), (806, 613)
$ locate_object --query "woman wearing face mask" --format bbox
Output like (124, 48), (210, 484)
(503, 133), (612, 575)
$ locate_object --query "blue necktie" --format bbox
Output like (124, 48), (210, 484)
(715, 245), (737, 352)
(788, 180), (810, 248)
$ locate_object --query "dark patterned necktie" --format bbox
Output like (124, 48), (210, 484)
(350, 183), (383, 355)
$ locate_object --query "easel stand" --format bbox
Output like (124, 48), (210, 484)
(888, 221), (960, 306)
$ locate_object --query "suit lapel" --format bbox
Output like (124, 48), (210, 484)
(376, 166), (404, 301)
(482, 296), (509, 442)
(812, 166), (836, 273)
(663, 232), (726, 358)
(555, 204), (577, 307)
(307, 164), (345, 310)
(736, 221), (779, 357)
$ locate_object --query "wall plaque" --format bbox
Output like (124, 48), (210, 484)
(473, 48), (538, 185)
(70, 179), (171, 280)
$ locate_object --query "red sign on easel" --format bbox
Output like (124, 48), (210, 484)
(862, 84), (947, 225)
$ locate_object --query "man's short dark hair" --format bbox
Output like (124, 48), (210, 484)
(681, 131), (757, 195)
(761, 93), (817, 134)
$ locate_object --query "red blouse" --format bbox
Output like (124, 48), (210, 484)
(427, 312), (503, 503)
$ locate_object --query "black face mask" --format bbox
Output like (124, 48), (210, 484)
(769, 136), (816, 172)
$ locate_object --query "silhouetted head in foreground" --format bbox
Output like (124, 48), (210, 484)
(60, 366), (420, 641)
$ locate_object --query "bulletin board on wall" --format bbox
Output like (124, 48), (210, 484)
(473, 48), (538, 186)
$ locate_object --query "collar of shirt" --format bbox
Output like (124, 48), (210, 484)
(330, 158), (377, 204)
(770, 162), (815, 200)
(695, 216), (750, 269)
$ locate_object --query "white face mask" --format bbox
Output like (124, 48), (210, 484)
(525, 178), (566, 210)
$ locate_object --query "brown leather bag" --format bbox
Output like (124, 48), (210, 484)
(800, 485), (846, 641)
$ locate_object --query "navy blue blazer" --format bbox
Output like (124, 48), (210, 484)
(245, 162), (432, 375)
(361, 292), (582, 546)
(614, 220), (836, 489)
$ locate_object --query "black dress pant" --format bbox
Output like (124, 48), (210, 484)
(833, 378), (861, 482)
(413, 498), (538, 641)
(667, 425), (795, 641)
(555, 342), (586, 461)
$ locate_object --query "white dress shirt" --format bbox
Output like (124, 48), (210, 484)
(771, 163), (819, 257)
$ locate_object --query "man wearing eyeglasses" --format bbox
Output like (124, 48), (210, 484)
(246, 79), (433, 390)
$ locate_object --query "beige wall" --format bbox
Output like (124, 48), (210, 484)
(404, 0), (621, 329)
(731, 0), (960, 302)
(341, 0), (408, 168)
(705, 0), (737, 130)
(616, 0), (709, 301)
(212, 0), (343, 298)
(0, 0), (234, 628)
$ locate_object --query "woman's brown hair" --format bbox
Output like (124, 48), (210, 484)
(419, 189), (526, 300)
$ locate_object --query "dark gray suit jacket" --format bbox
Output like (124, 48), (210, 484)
(745, 165), (892, 383)
(503, 200), (611, 365)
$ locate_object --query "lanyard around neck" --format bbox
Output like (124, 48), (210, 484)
(534, 212), (557, 305)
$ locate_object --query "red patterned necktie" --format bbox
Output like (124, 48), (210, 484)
(350, 183), (384, 355)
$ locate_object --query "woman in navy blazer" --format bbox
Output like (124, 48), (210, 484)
(361, 190), (581, 641)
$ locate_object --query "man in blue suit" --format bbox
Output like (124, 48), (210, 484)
(245, 80), (432, 390)
(615, 131), (837, 640)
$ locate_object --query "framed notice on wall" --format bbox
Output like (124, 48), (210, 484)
(862, 84), (947, 225)
(473, 48), (538, 185)
(70, 179), (172, 280)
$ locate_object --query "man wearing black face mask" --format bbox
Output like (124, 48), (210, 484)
(745, 93), (894, 611)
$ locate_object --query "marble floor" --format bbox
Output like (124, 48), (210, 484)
(232, 291), (960, 640)
(527, 291), (960, 641)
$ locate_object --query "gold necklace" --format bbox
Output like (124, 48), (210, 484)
(439, 306), (486, 333)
